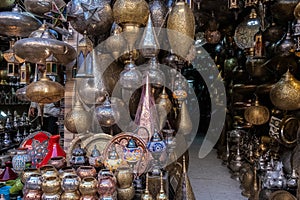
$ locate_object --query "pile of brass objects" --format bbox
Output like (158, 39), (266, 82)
(215, 0), (300, 199)
(2, 0), (300, 199)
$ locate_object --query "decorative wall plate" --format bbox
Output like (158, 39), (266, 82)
(102, 132), (149, 176)
(80, 133), (113, 156)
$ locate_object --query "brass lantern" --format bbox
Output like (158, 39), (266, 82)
(167, 1), (195, 57)
(244, 99), (270, 125)
(270, 70), (300, 111)
(45, 54), (58, 76)
(76, 30), (94, 78)
(3, 40), (24, 77)
(19, 63), (30, 85)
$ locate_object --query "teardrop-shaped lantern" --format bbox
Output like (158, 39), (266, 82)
(270, 70), (300, 110)
(167, 1), (195, 57)
(244, 99), (270, 125)
(156, 87), (172, 130)
(142, 57), (165, 88)
(139, 14), (160, 58)
(177, 101), (192, 135)
(120, 59), (143, 89)
(149, 0), (167, 28)
(64, 99), (92, 133)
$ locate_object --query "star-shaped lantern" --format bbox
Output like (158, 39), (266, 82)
(44, 0), (67, 27)
(74, 0), (103, 22)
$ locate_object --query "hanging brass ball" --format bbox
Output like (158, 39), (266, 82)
(64, 100), (92, 134)
(113, 0), (149, 27)
(244, 100), (270, 125)
(270, 70), (300, 110)
(26, 76), (64, 104)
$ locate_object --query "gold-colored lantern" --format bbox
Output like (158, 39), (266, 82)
(167, 1), (195, 57)
(113, 0), (149, 51)
(45, 54), (58, 76)
(244, 99), (270, 125)
(270, 70), (300, 111)
(76, 30), (94, 78)
(3, 40), (24, 77)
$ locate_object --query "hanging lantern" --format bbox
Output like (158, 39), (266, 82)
(156, 87), (172, 130)
(76, 30), (94, 78)
(64, 99), (92, 134)
(234, 9), (261, 49)
(167, 1), (195, 57)
(139, 14), (160, 58)
(45, 54), (58, 76)
(270, 70), (300, 110)
(244, 99), (270, 125)
(228, 0), (238, 9)
(244, 0), (258, 7)
(142, 57), (165, 88)
(3, 40), (24, 77)
(120, 59), (142, 89)
(19, 63), (30, 85)
(293, 20), (300, 57)
(105, 24), (126, 60)
(113, 0), (149, 51)
(94, 94), (120, 127)
(24, 0), (52, 17)
(276, 22), (295, 56)
(149, 0), (167, 28)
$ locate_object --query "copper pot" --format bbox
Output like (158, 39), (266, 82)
(24, 189), (42, 200)
(41, 193), (61, 200)
(61, 191), (80, 200)
(61, 174), (81, 192)
(79, 177), (98, 196)
(59, 167), (77, 180)
(40, 165), (59, 179)
(48, 156), (67, 170)
(98, 169), (116, 198)
(76, 166), (97, 179)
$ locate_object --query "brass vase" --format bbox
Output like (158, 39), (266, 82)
(167, 1), (195, 57)
(48, 156), (67, 170)
(174, 156), (195, 200)
(176, 101), (192, 135)
(64, 100), (92, 134)
(270, 70), (300, 110)
(244, 99), (270, 125)
(117, 185), (135, 200)
(115, 167), (134, 189)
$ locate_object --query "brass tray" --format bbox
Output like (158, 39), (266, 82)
(66, 132), (94, 162)
(80, 133), (113, 156)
